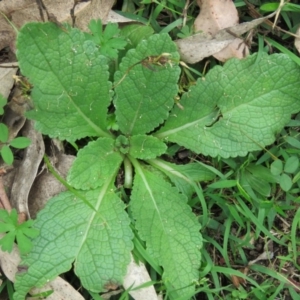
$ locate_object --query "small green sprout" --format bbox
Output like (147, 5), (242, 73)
(0, 94), (31, 165)
(0, 209), (39, 255)
(85, 19), (127, 59)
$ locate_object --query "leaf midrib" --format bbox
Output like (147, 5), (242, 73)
(155, 110), (218, 139)
(26, 24), (112, 139)
(75, 171), (117, 257)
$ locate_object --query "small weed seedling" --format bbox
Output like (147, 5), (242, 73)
(0, 94), (31, 165)
(11, 19), (300, 300)
(0, 209), (39, 255)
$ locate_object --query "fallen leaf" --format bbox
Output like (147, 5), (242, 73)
(71, 0), (115, 30)
(175, 32), (229, 64)
(176, 12), (277, 64)
(213, 38), (249, 62)
(2, 84), (29, 142)
(194, 0), (247, 62)
(194, 0), (238, 35)
(106, 10), (134, 24)
(0, 0), (131, 52)
(0, 0), (86, 51)
(231, 267), (249, 288)
(0, 63), (18, 98)
(123, 255), (159, 300)
(0, 237), (20, 282)
(9, 120), (45, 218)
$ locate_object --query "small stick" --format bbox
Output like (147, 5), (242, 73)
(113, 53), (173, 88)
(245, 0), (300, 38)
(0, 169), (12, 211)
(182, 0), (190, 28)
(0, 169), (27, 223)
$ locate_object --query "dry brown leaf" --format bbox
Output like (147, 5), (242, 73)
(0, 63), (18, 98)
(2, 85), (29, 142)
(175, 32), (230, 64)
(176, 12), (276, 64)
(231, 267), (249, 288)
(0, 0), (85, 51)
(248, 241), (274, 266)
(213, 38), (249, 61)
(106, 10), (134, 24)
(285, 276), (300, 293)
(9, 120), (45, 217)
(1, 85), (32, 214)
(123, 255), (159, 300)
(194, 0), (238, 35)
(72, 0), (115, 31)
(214, 13), (275, 39)
(194, 0), (247, 62)
(0, 0), (132, 52)
(0, 238), (21, 282)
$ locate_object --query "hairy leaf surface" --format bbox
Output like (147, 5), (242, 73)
(129, 135), (167, 159)
(14, 183), (133, 299)
(156, 53), (300, 157)
(17, 23), (112, 141)
(131, 166), (202, 297)
(67, 138), (123, 190)
(114, 33), (180, 135)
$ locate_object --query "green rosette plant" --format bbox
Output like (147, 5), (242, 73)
(13, 20), (300, 300)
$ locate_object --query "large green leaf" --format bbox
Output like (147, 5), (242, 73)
(129, 135), (167, 159)
(114, 33), (181, 135)
(67, 137), (123, 190)
(156, 53), (300, 158)
(130, 164), (202, 297)
(17, 22), (112, 141)
(14, 181), (133, 299)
